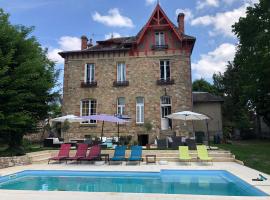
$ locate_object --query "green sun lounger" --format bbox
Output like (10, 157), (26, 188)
(179, 146), (192, 164)
(196, 145), (213, 164)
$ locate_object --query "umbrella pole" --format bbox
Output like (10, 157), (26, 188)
(206, 119), (210, 149)
(101, 121), (104, 141)
(117, 123), (120, 142)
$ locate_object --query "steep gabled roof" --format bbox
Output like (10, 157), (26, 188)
(136, 3), (183, 44)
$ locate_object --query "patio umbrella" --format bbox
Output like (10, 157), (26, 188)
(81, 114), (128, 140)
(51, 115), (84, 123)
(166, 111), (211, 147)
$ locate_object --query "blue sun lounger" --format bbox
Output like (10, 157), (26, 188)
(109, 146), (126, 164)
(126, 146), (143, 165)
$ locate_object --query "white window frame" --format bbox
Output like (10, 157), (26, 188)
(117, 62), (126, 82)
(136, 97), (144, 124)
(84, 63), (95, 83)
(160, 60), (170, 81)
(155, 32), (165, 46)
(117, 97), (125, 115)
(80, 99), (97, 124)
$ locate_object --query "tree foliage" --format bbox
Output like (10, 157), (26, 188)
(192, 78), (218, 95)
(0, 9), (59, 154)
(232, 0), (270, 126)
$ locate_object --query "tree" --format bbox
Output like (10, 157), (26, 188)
(0, 9), (59, 155)
(232, 0), (270, 126)
(213, 63), (253, 137)
(192, 78), (218, 95)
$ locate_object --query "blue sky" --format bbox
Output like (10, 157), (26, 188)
(0, 0), (258, 88)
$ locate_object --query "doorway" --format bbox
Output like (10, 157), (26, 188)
(160, 96), (172, 130)
(138, 134), (149, 146)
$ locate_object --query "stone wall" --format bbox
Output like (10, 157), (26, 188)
(0, 155), (31, 169)
(193, 102), (223, 139)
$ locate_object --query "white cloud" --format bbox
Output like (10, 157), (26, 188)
(192, 43), (236, 79)
(104, 32), (122, 40)
(145, 0), (157, 5)
(92, 8), (134, 28)
(191, 4), (247, 37)
(58, 36), (81, 51)
(196, 0), (219, 10)
(47, 48), (64, 64)
(47, 36), (81, 64)
(175, 8), (193, 21)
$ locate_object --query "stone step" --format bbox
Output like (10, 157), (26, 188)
(148, 153), (233, 158)
(154, 157), (235, 162)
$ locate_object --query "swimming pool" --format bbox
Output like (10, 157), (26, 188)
(0, 170), (268, 196)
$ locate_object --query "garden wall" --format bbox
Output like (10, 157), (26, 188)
(0, 155), (31, 169)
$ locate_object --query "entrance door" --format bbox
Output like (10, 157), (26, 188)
(138, 134), (149, 146)
(161, 96), (172, 130)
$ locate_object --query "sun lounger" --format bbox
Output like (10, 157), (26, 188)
(179, 146), (192, 164)
(197, 145), (213, 164)
(126, 146), (143, 165)
(64, 143), (88, 163)
(109, 146), (126, 164)
(79, 145), (101, 163)
(48, 144), (71, 164)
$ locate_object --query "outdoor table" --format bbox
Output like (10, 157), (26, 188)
(146, 155), (156, 164)
(100, 153), (110, 163)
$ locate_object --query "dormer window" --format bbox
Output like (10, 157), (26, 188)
(155, 32), (165, 46)
(152, 32), (168, 50)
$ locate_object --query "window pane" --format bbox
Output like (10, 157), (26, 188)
(117, 63), (126, 81)
(86, 65), (90, 82)
(118, 97), (125, 105)
(160, 32), (165, 45)
(90, 64), (95, 81)
(155, 32), (159, 45)
(136, 97), (144, 104)
(166, 61), (170, 80)
(136, 97), (144, 123)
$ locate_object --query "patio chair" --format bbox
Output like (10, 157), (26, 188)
(197, 145), (213, 164)
(186, 139), (197, 150)
(79, 145), (101, 163)
(157, 139), (167, 149)
(126, 146), (143, 165)
(64, 143), (88, 163)
(109, 146), (126, 164)
(48, 143), (71, 164)
(179, 146), (192, 164)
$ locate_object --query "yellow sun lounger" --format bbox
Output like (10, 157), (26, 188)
(179, 146), (192, 164)
(196, 145), (213, 164)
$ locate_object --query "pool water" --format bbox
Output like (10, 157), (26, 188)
(0, 170), (268, 196)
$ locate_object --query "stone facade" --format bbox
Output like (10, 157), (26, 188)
(60, 4), (195, 143)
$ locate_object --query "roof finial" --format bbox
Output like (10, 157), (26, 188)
(157, 0), (160, 5)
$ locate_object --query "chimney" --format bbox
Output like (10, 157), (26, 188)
(81, 35), (88, 50)
(177, 13), (185, 34)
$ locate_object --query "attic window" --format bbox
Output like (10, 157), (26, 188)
(155, 32), (165, 46)
(152, 32), (168, 50)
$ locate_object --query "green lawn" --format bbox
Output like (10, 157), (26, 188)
(215, 140), (270, 175)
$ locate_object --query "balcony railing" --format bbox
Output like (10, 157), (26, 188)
(113, 80), (129, 87)
(156, 79), (175, 85)
(151, 44), (168, 50)
(81, 81), (97, 88)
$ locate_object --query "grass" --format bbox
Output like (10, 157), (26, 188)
(215, 140), (270, 175)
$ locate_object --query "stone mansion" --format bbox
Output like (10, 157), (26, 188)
(59, 4), (196, 145)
